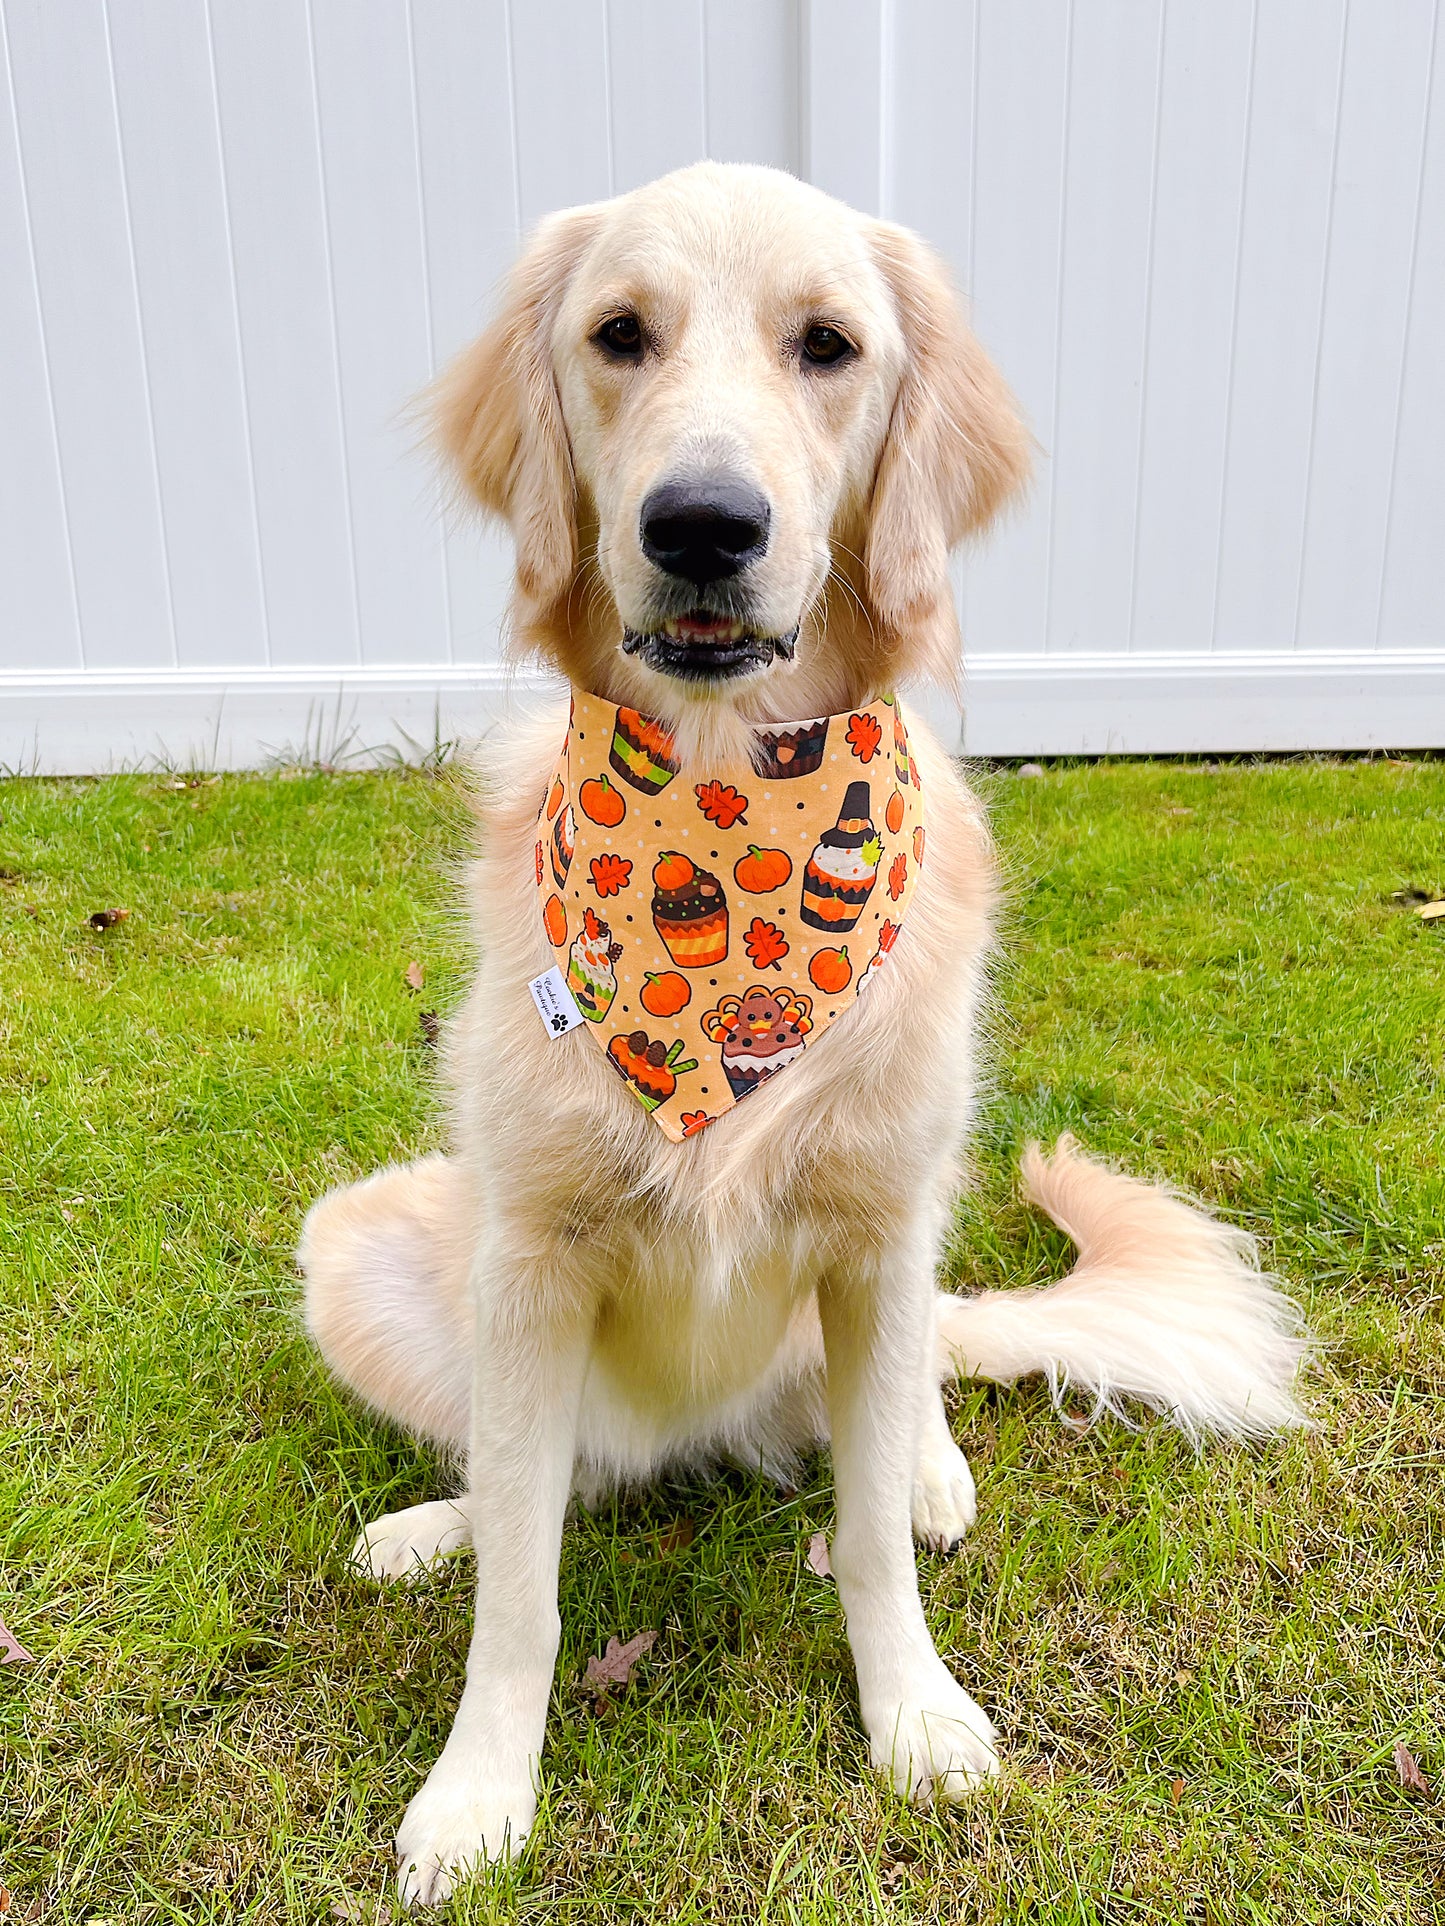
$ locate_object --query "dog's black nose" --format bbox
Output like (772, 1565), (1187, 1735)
(639, 476), (771, 585)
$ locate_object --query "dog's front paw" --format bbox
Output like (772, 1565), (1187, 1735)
(866, 1667), (999, 1801)
(911, 1437), (977, 1551)
(350, 1499), (471, 1584)
(395, 1756), (534, 1907)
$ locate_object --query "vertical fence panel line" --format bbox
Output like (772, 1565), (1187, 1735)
(302, 0), (362, 662)
(958, 0), (981, 650)
(1291, 0), (1351, 653)
(0, 0), (84, 666)
(1041, 0), (1076, 656)
(1208, 0), (1260, 654)
(966, 0), (980, 294)
(202, 0), (271, 668)
(500, 0), (522, 665)
(1125, 0), (1168, 656)
(699, 0), (710, 158)
(502, 0), (523, 237)
(1375, 0), (1439, 650)
(796, 0), (810, 184)
(403, 0), (453, 666)
(100, 0), (179, 668)
(877, 0), (892, 218)
(601, 0), (616, 197)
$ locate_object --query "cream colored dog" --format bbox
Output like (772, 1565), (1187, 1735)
(298, 163), (1306, 1907)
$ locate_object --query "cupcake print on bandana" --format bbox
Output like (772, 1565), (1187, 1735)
(652, 852), (729, 966)
(800, 781), (881, 932)
(534, 689), (924, 1142)
(566, 908), (623, 1021)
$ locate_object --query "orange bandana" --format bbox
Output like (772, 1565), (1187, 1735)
(534, 690), (924, 1141)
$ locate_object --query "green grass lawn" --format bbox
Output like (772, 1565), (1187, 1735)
(3, 757), (1442, 1925)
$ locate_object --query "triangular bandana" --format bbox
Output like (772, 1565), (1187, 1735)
(535, 690), (925, 1141)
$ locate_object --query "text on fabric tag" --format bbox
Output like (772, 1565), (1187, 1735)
(528, 965), (585, 1037)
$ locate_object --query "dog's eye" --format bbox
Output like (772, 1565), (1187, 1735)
(801, 323), (855, 367)
(593, 313), (644, 360)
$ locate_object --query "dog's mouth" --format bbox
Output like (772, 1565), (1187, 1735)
(621, 612), (798, 682)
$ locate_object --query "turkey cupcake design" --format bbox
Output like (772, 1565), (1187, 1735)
(704, 987), (813, 1101)
(534, 688), (924, 1142)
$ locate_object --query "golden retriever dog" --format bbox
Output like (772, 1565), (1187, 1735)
(298, 162), (1307, 1906)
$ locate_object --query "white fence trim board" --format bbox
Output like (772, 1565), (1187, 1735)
(7, 650), (1441, 775)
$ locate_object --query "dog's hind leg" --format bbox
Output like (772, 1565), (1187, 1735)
(774, 1295), (978, 1550)
(352, 1497), (473, 1582)
(300, 1153), (475, 1448)
(911, 1384), (977, 1551)
(300, 1154), (480, 1577)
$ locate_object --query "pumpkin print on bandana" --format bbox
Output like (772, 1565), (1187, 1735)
(535, 689), (925, 1143)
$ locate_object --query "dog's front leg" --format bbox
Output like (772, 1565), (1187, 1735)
(395, 1254), (592, 1907)
(819, 1234), (999, 1800)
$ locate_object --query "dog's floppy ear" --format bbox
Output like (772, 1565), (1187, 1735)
(863, 223), (1032, 681)
(431, 207), (601, 614)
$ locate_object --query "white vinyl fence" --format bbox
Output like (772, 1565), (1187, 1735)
(2, 0), (1442, 770)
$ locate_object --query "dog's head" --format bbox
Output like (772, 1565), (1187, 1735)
(434, 163), (1029, 722)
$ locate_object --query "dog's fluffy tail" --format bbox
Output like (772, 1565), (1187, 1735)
(937, 1135), (1310, 1441)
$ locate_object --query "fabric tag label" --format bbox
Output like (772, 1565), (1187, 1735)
(528, 964), (585, 1038)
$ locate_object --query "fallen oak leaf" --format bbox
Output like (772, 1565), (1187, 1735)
(584, 1629), (656, 1695)
(404, 960), (425, 992)
(806, 1531), (833, 1579)
(88, 907), (129, 930)
(0, 1614), (35, 1664)
(1395, 1741), (1432, 1797)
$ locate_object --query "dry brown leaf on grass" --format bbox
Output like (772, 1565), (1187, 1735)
(583, 1629), (657, 1696)
(87, 907), (129, 930)
(806, 1531), (833, 1579)
(654, 1516), (695, 1555)
(1394, 1741), (1432, 1797)
(0, 1615), (34, 1664)
(1417, 901), (1445, 922)
(405, 960), (425, 991)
